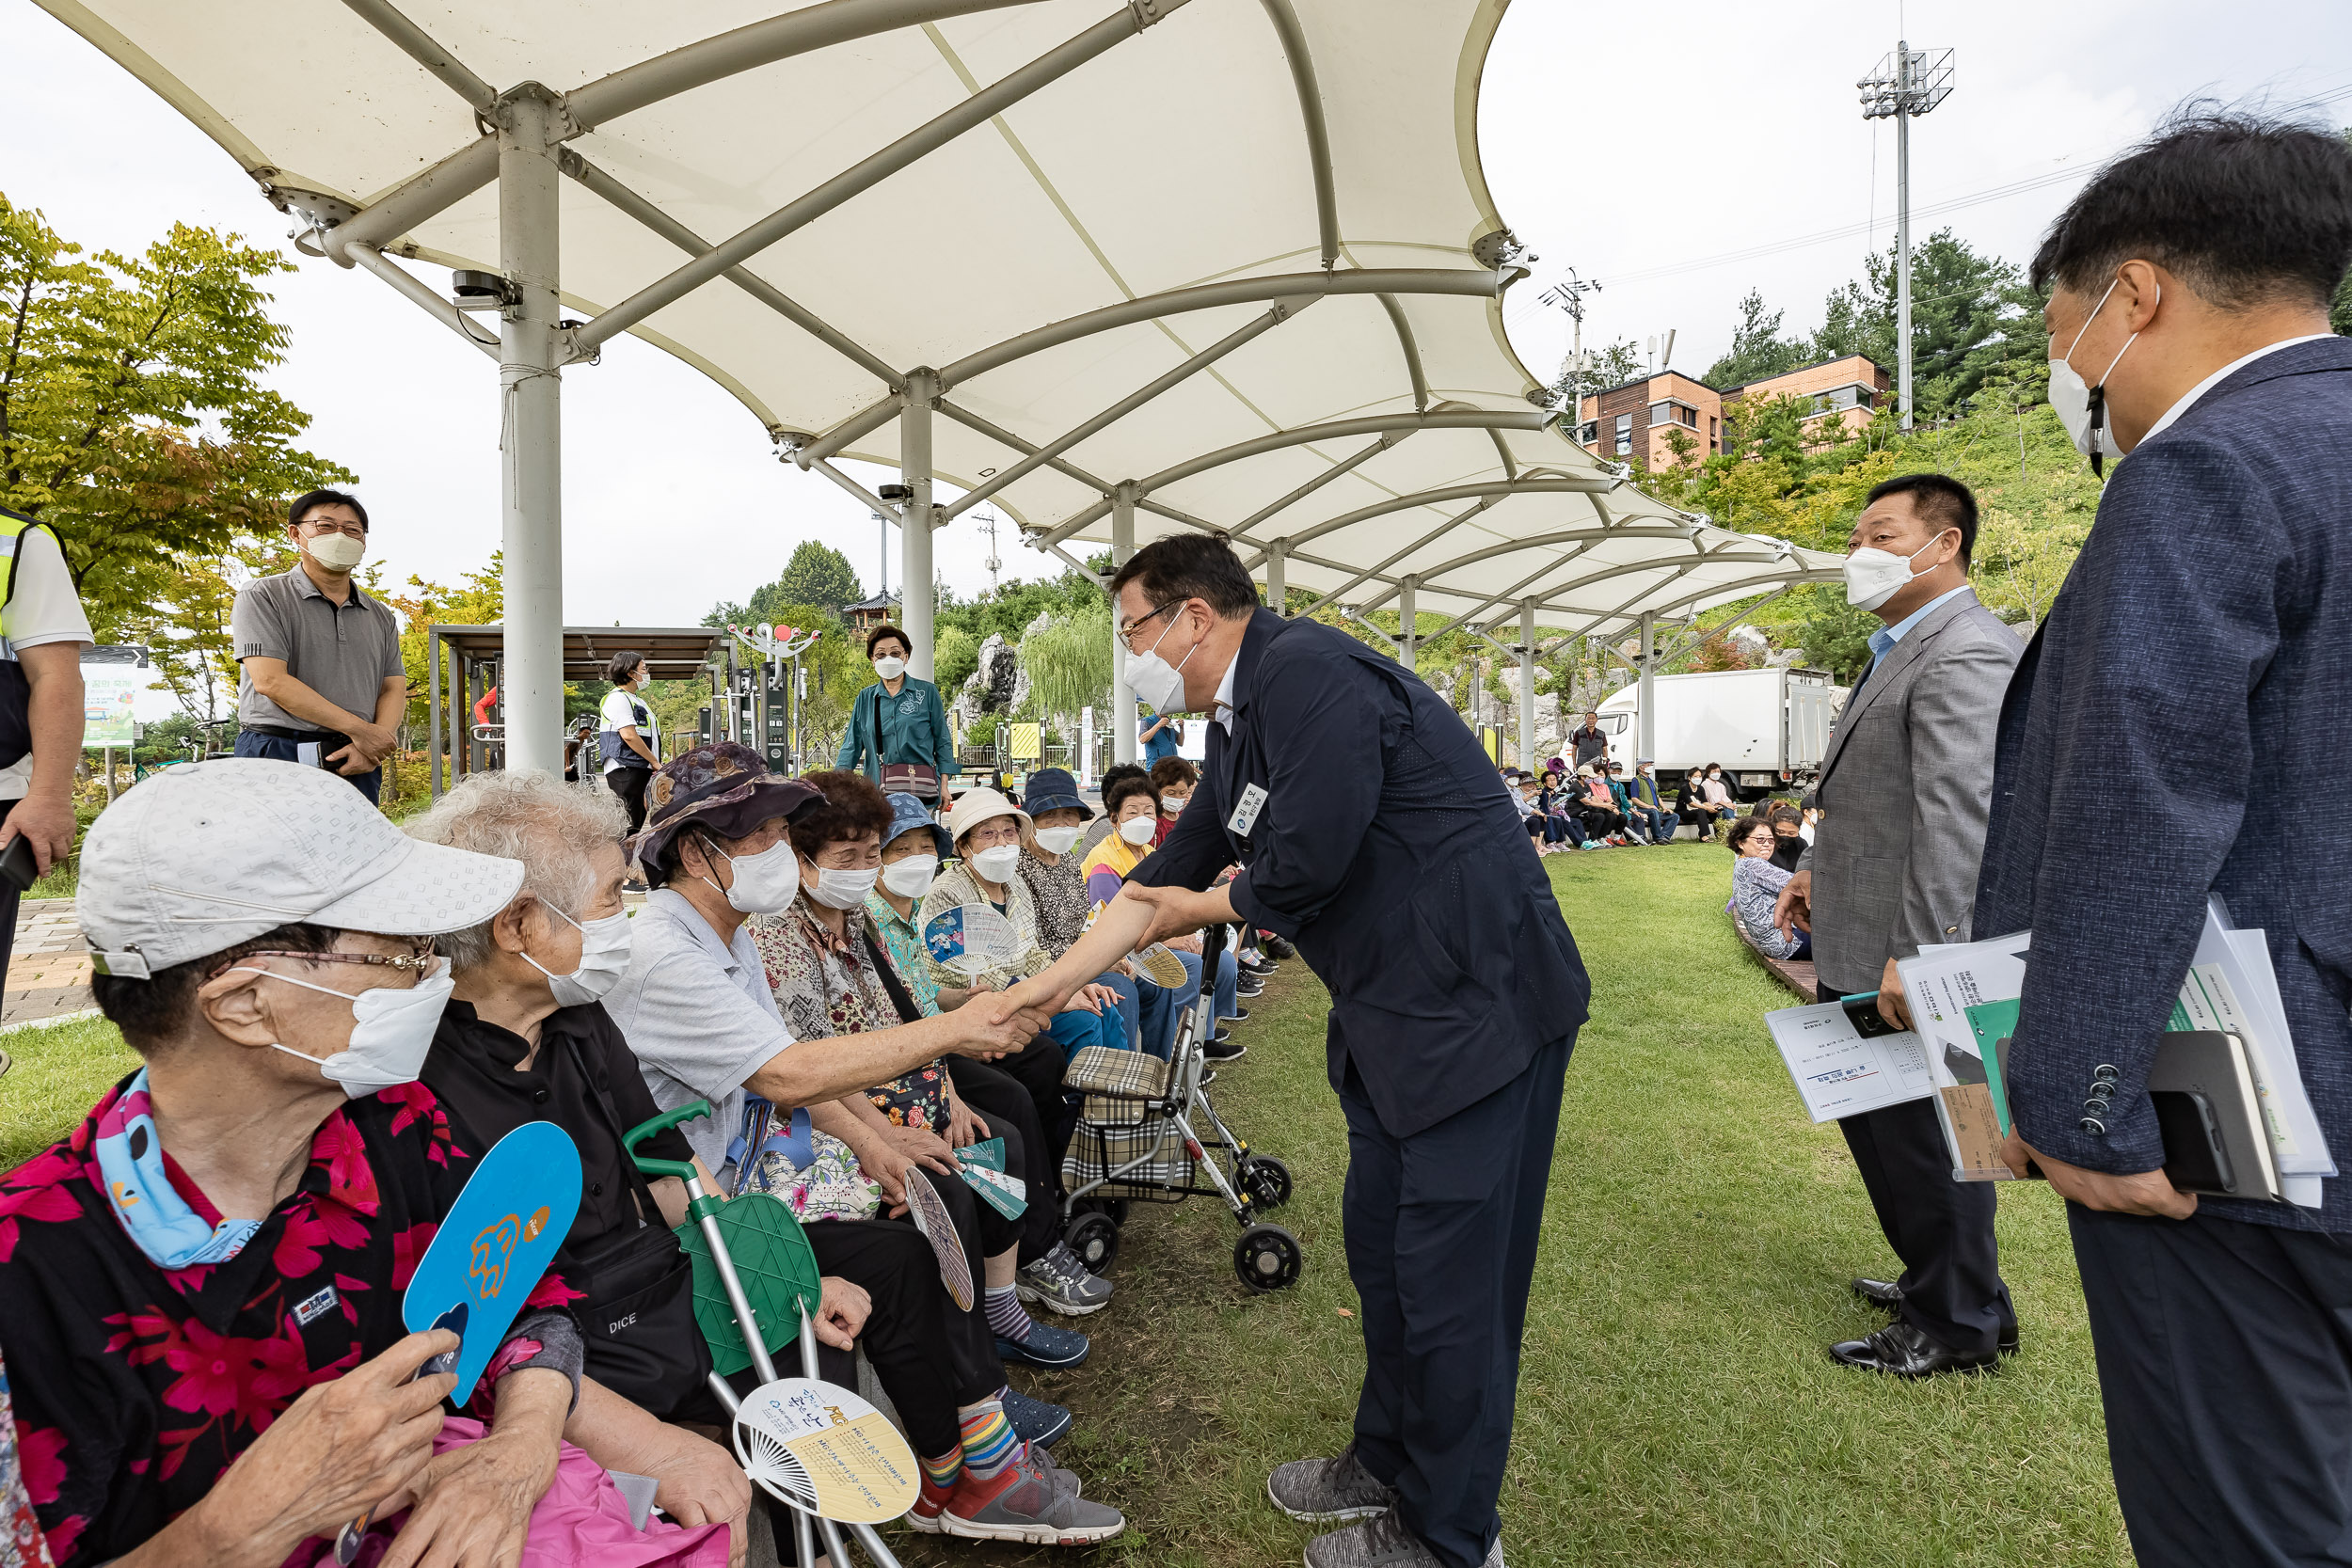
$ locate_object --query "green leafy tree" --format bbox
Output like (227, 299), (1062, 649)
(1704, 291), (1808, 388)
(1549, 337), (1645, 400)
(0, 194), (352, 635)
(1018, 601), (1114, 723)
(1810, 229), (2042, 418)
(932, 625), (978, 696)
(768, 540), (865, 615)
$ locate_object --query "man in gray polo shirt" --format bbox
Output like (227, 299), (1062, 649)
(231, 489), (406, 803)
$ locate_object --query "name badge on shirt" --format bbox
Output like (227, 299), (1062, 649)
(1229, 783), (1268, 838)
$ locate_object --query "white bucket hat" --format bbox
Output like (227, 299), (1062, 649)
(942, 786), (1030, 849)
(79, 758), (526, 979)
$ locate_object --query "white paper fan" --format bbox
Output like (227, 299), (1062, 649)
(733, 1376), (920, 1523)
(923, 902), (1022, 979)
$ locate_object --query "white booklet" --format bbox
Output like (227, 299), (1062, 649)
(1765, 996), (1935, 1122)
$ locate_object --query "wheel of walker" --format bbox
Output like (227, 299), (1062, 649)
(1232, 1223), (1302, 1292)
(1071, 1196), (1130, 1227)
(1064, 1211), (1121, 1274)
(1238, 1154), (1293, 1211)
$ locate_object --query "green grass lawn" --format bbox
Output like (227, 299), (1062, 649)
(0, 847), (2129, 1566)
(916, 843), (2130, 1568)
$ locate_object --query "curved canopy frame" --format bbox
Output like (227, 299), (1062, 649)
(43, 0), (1841, 773)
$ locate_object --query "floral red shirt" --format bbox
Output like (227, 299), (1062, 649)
(0, 1077), (580, 1566)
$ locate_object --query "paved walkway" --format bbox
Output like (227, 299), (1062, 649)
(5, 898), (93, 1030)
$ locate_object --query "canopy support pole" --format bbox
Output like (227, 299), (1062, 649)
(1518, 603), (1535, 770)
(1397, 577), (1417, 673)
(1111, 483), (1137, 766)
(936, 297), (1313, 522)
(900, 370), (939, 680)
(1263, 542), (1286, 617)
(498, 86), (565, 775)
(1637, 611), (1656, 765)
(568, 0), (1190, 358)
(427, 627), (443, 800)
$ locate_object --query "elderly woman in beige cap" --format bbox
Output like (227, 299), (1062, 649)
(919, 787), (1127, 1062)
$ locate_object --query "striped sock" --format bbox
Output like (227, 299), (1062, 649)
(920, 1449), (961, 1491)
(983, 1282), (1033, 1343)
(958, 1399), (1020, 1481)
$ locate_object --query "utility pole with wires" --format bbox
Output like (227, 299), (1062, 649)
(1539, 270), (1602, 449)
(977, 506), (1003, 595)
(1858, 40), (1954, 434)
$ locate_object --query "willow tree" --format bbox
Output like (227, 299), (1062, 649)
(1019, 599), (1113, 740)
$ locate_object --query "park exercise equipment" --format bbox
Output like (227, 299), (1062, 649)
(53, 0), (1849, 784)
(625, 1101), (919, 1568)
(1060, 923), (1301, 1292)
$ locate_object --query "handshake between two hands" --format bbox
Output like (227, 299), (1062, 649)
(943, 883), (1223, 1059)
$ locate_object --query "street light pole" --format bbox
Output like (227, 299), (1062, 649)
(1858, 42), (1954, 436)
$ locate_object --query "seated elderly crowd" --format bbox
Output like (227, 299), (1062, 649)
(0, 740), (1296, 1566)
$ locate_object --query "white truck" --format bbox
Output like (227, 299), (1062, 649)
(1591, 667), (1845, 801)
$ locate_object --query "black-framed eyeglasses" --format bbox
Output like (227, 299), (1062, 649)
(1118, 599), (1182, 650)
(295, 518), (367, 539)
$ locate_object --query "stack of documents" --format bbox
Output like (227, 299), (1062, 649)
(1888, 901), (2332, 1207)
(1765, 994), (1936, 1123)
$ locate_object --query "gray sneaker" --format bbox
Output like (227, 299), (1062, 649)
(1302, 1510), (1503, 1568)
(1017, 1243), (1114, 1316)
(1267, 1443), (1398, 1523)
(940, 1444), (1124, 1544)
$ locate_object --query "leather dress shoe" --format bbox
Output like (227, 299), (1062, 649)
(1829, 1320), (1997, 1378)
(1850, 1279), (2019, 1354)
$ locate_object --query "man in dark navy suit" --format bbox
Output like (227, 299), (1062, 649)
(1974, 112), (2352, 1567)
(1010, 535), (1588, 1568)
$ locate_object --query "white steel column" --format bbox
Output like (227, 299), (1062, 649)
(1637, 611), (1657, 763)
(498, 86), (564, 775)
(900, 369), (938, 679)
(1111, 482), (1137, 765)
(1397, 577), (1417, 673)
(1517, 602), (1536, 769)
(1264, 541), (1287, 616)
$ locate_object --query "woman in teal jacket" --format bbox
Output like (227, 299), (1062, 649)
(836, 623), (957, 789)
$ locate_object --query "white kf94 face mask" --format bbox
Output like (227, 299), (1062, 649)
(1118, 816), (1158, 846)
(873, 657), (907, 682)
(1126, 609), (1198, 717)
(967, 844), (1023, 884)
(520, 901), (634, 1006)
(1842, 530), (1956, 612)
(243, 958), (455, 1098)
(703, 837), (802, 915)
(1034, 825), (1085, 855)
(809, 866), (881, 910)
(881, 855), (939, 899)
(307, 531), (367, 570)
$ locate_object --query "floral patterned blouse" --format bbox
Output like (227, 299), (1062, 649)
(0, 1079), (580, 1567)
(866, 892), (942, 1019)
(748, 894), (948, 1131)
(1018, 847), (1090, 958)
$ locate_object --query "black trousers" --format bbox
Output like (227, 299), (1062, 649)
(1817, 981), (2013, 1353)
(947, 1056), (1061, 1264)
(1340, 1032), (1572, 1568)
(2072, 1207), (2352, 1568)
(967, 1029), (1074, 1193)
(607, 765), (650, 834)
(801, 1192), (1002, 1459)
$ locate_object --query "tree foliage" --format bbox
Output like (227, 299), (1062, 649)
(1810, 229), (2043, 419)
(932, 625), (978, 695)
(1703, 292), (1808, 388)
(1018, 600), (1114, 721)
(0, 194), (352, 637)
(707, 539), (867, 628)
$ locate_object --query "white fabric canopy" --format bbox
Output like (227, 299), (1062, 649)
(40, 0), (1839, 767)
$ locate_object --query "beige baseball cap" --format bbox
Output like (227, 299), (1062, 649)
(79, 758), (525, 979)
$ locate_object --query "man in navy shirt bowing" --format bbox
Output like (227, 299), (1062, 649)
(1008, 534), (1588, 1568)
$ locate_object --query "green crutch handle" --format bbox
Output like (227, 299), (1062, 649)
(623, 1100), (710, 1181)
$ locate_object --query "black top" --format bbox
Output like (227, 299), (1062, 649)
(421, 999), (693, 1253)
(1770, 834), (1805, 873)
(1129, 609), (1589, 1138)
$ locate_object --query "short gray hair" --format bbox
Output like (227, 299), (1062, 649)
(405, 770), (628, 973)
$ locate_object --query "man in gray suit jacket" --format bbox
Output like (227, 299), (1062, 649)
(1777, 473), (2023, 1377)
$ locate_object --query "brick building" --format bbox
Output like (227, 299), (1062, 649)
(1720, 354), (1890, 443)
(1575, 371), (1727, 469)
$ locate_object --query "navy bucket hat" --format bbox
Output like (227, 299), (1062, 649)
(881, 790), (952, 859)
(1020, 767), (1093, 820)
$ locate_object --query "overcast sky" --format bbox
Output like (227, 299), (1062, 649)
(4, 0), (2347, 632)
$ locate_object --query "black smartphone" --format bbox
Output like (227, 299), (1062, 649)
(2153, 1088), (2236, 1195)
(1842, 995), (1898, 1037)
(0, 834), (40, 893)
